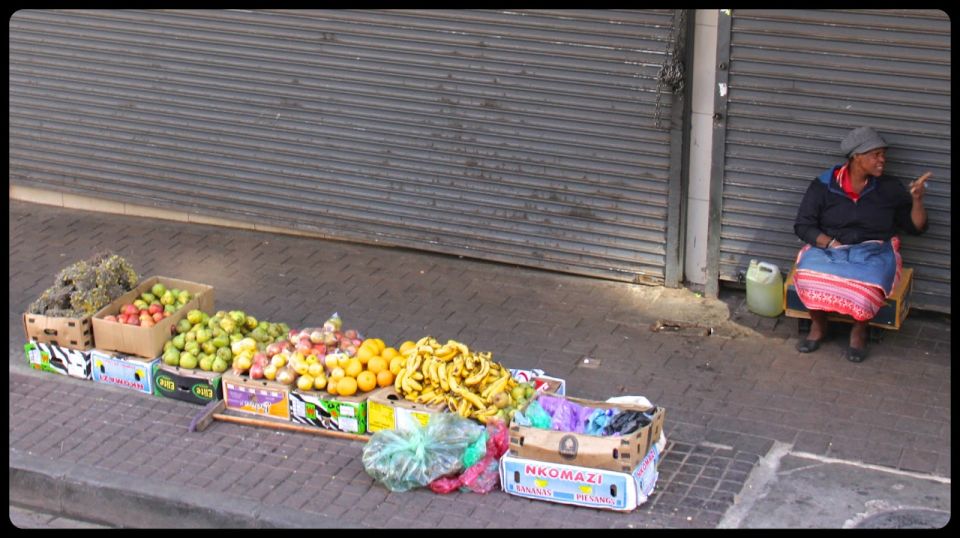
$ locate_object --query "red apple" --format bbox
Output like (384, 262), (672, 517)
(127, 316), (140, 326)
(122, 304), (139, 316)
(313, 344), (327, 356)
(141, 317), (155, 328)
(148, 303), (163, 316)
(152, 312), (164, 322)
(344, 329), (358, 340)
(163, 311), (171, 318)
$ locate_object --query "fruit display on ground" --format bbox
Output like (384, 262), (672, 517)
(230, 313), (400, 398)
(161, 309), (289, 373)
(394, 336), (535, 424)
(101, 282), (192, 327)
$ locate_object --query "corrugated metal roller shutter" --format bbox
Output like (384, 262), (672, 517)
(9, 9), (681, 284)
(716, 9), (950, 312)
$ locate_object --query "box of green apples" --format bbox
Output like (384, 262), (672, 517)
(92, 276), (214, 359)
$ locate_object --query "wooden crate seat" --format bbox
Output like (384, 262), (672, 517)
(783, 266), (913, 332)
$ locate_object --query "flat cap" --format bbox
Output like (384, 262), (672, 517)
(841, 126), (888, 157)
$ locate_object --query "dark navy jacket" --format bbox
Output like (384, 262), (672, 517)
(794, 165), (927, 247)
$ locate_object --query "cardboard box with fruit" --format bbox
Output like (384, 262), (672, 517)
(91, 350), (160, 395)
(366, 387), (448, 433)
(92, 276), (214, 359)
(222, 372), (292, 420)
(153, 363), (222, 405)
(23, 252), (141, 351)
(500, 435), (663, 511)
(508, 394), (665, 473)
(24, 341), (93, 379)
(289, 386), (391, 434)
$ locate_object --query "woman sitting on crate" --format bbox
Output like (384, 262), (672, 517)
(792, 126), (929, 362)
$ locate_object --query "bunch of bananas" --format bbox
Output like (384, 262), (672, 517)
(394, 336), (518, 424)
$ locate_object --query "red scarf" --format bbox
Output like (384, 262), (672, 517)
(835, 164), (867, 202)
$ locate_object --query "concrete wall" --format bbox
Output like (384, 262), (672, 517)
(683, 9), (718, 286)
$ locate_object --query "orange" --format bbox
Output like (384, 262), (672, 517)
(371, 338), (386, 353)
(344, 358), (363, 378)
(399, 340), (417, 355)
(337, 376), (358, 397)
(357, 371), (377, 392)
(376, 369), (394, 388)
(367, 356), (387, 375)
(326, 378), (339, 396)
(356, 345), (377, 365)
(381, 347), (400, 360)
(389, 356), (404, 375)
(329, 367), (345, 381)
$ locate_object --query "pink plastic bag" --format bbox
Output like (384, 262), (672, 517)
(428, 419), (510, 494)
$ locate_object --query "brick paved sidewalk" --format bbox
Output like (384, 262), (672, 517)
(8, 200), (950, 528)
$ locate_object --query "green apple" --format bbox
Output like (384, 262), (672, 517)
(201, 341), (216, 355)
(151, 282), (167, 298)
(177, 291), (192, 305)
(216, 347), (233, 363)
(184, 341), (200, 356)
(198, 355), (213, 371)
(186, 310), (203, 325)
(140, 292), (156, 304)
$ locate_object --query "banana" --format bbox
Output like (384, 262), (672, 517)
(411, 371), (423, 381)
(438, 362), (449, 392)
(434, 345), (457, 361)
(463, 357), (489, 386)
(465, 353), (476, 371)
(482, 372), (511, 401)
(405, 375), (424, 393)
(394, 367), (408, 393)
(404, 390), (419, 401)
(456, 386), (485, 410)
(477, 404), (499, 417)
(427, 358), (440, 385)
(457, 398), (471, 417)
(447, 367), (461, 392)
(456, 342), (470, 357)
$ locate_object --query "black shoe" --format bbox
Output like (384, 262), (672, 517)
(845, 346), (868, 363)
(796, 339), (822, 353)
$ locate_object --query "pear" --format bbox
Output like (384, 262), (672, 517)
(211, 357), (228, 373)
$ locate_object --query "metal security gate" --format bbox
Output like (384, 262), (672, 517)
(10, 9), (688, 285)
(710, 9), (951, 313)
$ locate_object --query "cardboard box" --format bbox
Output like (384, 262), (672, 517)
(510, 368), (566, 396)
(366, 387), (448, 433)
(509, 394), (665, 473)
(221, 372), (291, 420)
(24, 341), (93, 379)
(91, 276), (214, 359)
(152, 363), (222, 405)
(289, 387), (390, 434)
(500, 437), (662, 511)
(91, 350), (159, 395)
(23, 312), (94, 350)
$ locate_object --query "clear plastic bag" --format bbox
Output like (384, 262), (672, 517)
(363, 413), (484, 492)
